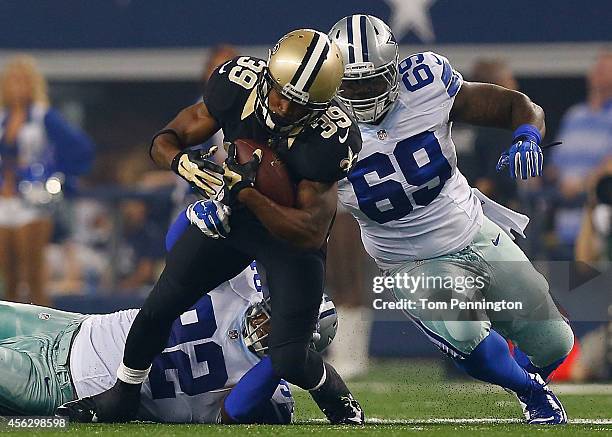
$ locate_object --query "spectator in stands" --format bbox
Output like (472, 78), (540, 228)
(571, 162), (612, 381)
(116, 198), (165, 291)
(575, 159), (612, 266)
(0, 55), (94, 305)
(114, 147), (166, 292)
(549, 51), (612, 258)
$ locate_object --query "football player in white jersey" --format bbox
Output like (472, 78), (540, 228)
(0, 267), (291, 423)
(329, 15), (574, 424)
(0, 208), (338, 424)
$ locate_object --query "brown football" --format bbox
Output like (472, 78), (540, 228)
(233, 138), (296, 207)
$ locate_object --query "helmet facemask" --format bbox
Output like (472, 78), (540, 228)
(242, 293), (338, 358)
(338, 58), (399, 124)
(255, 68), (329, 138)
(242, 299), (272, 358)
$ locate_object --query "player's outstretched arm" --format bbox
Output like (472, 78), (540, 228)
(449, 82), (545, 136)
(450, 82), (548, 180)
(149, 102), (220, 169)
(238, 180), (337, 250)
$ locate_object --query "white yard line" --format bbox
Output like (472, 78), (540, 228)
(306, 418), (612, 425)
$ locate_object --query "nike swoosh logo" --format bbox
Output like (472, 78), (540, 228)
(338, 129), (349, 144)
(492, 233), (501, 246)
(218, 60), (232, 74)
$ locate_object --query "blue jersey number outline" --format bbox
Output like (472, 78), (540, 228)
(148, 295), (229, 399)
(399, 53), (434, 92)
(348, 131), (452, 224)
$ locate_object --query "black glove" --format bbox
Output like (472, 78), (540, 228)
(223, 142), (262, 202)
(171, 146), (225, 199)
(56, 379), (141, 423)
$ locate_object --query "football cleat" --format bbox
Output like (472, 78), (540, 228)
(56, 380), (141, 423)
(312, 392), (365, 425)
(56, 397), (98, 423)
(516, 373), (567, 425)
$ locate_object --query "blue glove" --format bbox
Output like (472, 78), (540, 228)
(186, 199), (231, 239)
(496, 124), (543, 180)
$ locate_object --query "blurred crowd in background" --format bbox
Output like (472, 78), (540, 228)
(1, 44), (611, 380)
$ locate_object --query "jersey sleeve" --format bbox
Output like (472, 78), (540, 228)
(203, 56), (250, 125)
(296, 105), (363, 183)
(397, 51), (463, 125)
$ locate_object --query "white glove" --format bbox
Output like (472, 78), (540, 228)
(172, 146), (225, 199)
(186, 199), (231, 239)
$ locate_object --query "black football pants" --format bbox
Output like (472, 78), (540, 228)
(122, 209), (326, 389)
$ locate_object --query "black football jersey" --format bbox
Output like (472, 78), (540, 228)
(203, 56), (362, 184)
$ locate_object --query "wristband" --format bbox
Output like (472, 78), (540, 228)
(149, 128), (183, 161)
(512, 124), (541, 145)
(170, 150), (184, 174)
(116, 362), (151, 385)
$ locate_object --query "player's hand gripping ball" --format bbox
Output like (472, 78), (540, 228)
(223, 141), (262, 202)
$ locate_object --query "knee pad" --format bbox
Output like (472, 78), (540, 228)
(534, 321), (574, 367)
(514, 320), (575, 368)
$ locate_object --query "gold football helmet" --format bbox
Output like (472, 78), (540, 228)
(255, 29), (344, 136)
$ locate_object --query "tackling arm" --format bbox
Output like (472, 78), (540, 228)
(449, 82), (545, 136)
(149, 103), (220, 169)
(237, 180), (338, 250)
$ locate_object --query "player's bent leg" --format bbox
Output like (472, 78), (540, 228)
(123, 225), (252, 371)
(510, 320), (574, 379)
(473, 217), (575, 380)
(262, 248), (363, 424)
(470, 217), (570, 423)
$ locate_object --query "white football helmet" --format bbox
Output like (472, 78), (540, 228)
(329, 15), (399, 124)
(242, 293), (338, 358)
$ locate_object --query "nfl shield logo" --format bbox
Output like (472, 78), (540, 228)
(377, 129), (387, 140)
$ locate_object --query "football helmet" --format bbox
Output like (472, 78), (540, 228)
(243, 293), (338, 358)
(329, 15), (399, 123)
(255, 29), (344, 137)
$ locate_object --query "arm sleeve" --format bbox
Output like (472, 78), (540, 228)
(222, 356), (283, 423)
(202, 56), (244, 125)
(44, 108), (95, 176)
(399, 51), (463, 125)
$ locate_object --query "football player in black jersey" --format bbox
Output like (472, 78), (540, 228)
(59, 30), (364, 424)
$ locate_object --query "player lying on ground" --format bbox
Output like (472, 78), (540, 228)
(0, 277), (298, 423)
(0, 210), (337, 423)
(324, 15), (575, 424)
(60, 28), (364, 425)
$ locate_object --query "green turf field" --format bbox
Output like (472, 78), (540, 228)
(2, 360), (610, 436)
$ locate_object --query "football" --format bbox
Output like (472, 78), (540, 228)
(233, 138), (296, 207)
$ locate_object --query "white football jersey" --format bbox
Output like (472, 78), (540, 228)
(70, 264), (293, 423)
(338, 52), (483, 269)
